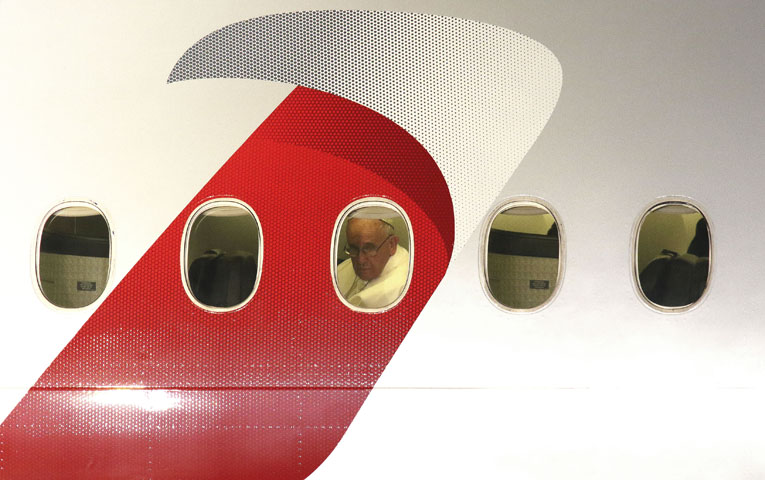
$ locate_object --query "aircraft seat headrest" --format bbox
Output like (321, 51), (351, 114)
(188, 249), (257, 308)
(639, 250), (708, 307)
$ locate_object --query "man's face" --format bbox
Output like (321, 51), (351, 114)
(346, 218), (398, 281)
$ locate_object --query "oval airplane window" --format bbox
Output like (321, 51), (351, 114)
(36, 202), (112, 309)
(635, 201), (711, 311)
(332, 200), (413, 312)
(182, 199), (262, 311)
(483, 200), (563, 312)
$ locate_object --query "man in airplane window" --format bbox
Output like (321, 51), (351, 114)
(337, 213), (410, 309)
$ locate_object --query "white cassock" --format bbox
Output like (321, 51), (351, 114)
(337, 247), (410, 309)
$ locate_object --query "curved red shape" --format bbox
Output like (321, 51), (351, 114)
(0, 87), (453, 479)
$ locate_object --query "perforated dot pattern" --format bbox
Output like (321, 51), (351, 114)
(169, 10), (562, 254)
(1, 88), (452, 479)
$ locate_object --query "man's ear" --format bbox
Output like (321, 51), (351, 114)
(389, 235), (399, 254)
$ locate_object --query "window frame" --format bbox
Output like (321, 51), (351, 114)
(480, 197), (565, 314)
(631, 197), (712, 313)
(180, 198), (263, 313)
(34, 200), (114, 310)
(331, 197), (414, 314)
